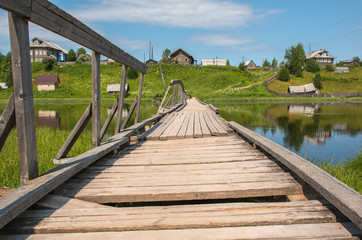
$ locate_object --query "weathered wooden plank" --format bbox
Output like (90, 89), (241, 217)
(202, 111), (221, 136)
(209, 103), (219, 114)
(134, 73), (144, 124)
(209, 111), (233, 133)
(157, 85), (170, 114)
(0, 136), (129, 229)
(176, 113), (190, 139)
(2, 222), (360, 240)
(160, 114), (185, 140)
(184, 112), (194, 138)
(0, 93), (15, 151)
(55, 103), (92, 160)
(1, 0), (146, 72)
(3, 201), (343, 234)
(193, 112), (202, 138)
(229, 121), (362, 229)
(115, 65), (127, 134)
(206, 111), (228, 136)
(199, 111), (211, 137)
(91, 51), (101, 147)
(9, 12), (38, 184)
(147, 114), (177, 140)
(59, 180), (301, 203)
(100, 98), (118, 140)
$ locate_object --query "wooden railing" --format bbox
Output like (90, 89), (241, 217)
(157, 79), (191, 114)
(0, 0), (147, 184)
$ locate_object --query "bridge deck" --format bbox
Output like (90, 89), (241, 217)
(1, 99), (360, 239)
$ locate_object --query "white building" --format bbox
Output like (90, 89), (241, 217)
(201, 59), (226, 66)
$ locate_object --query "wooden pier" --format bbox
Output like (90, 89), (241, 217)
(0, 1), (361, 239)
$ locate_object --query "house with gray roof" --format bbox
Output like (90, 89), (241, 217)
(30, 37), (68, 62)
(36, 74), (59, 91)
(306, 49), (335, 67)
(288, 83), (317, 94)
(170, 48), (195, 65)
(244, 60), (256, 69)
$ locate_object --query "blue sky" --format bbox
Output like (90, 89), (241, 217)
(0, 0), (361, 66)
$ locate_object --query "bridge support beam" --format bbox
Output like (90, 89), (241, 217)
(8, 12), (38, 184)
(92, 51), (101, 147)
(134, 73), (144, 124)
(115, 65), (127, 134)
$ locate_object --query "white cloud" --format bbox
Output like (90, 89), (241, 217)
(0, 11), (9, 37)
(191, 34), (254, 47)
(113, 36), (148, 50)
(71, 0), (280, 29)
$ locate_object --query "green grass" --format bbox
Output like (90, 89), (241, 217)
(267, 66), (362, 94)
(0, 128), (92, 188)
(313, 151), (362, 194)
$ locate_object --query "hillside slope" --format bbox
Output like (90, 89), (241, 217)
(0, 63), (277, 100)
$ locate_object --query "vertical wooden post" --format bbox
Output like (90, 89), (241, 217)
(115, 65), (127, 134)
(92, 51), (101, 147)
(8, 13), (38, 184)
(134, 72), (144, 124)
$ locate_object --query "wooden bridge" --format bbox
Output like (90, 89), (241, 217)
(0, 1), (361, 239)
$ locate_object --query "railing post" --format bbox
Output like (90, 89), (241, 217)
(134, 72), (144, 124)
(92, 51), (101, 147)
(8, 12), (38, 184)
(115, 65), (128, 134)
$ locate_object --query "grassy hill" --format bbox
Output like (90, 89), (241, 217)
(0, 63), (277, 100)
(267, 66), (362, 94)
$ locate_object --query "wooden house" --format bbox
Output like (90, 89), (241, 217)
(30, 37), (68, 62)
(36, 74), (59, 91)
(170, 48), (195, 65)
(288, 83), (317, 94)
(305, 49), (335, 67)
(244, 60), (256, 69)
(146, 59), (157, 66)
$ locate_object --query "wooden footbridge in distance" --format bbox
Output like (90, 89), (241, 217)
(0, 1), (361, 239)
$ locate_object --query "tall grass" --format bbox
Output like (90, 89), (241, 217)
(0, 128), (92, 188)
(313, 151), (362, 194)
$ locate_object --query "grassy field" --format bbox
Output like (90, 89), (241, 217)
(0, 63), (277, 100)
(267, 66), (362, 94)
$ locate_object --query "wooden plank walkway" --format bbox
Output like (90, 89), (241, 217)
(1, 99), (361, 239)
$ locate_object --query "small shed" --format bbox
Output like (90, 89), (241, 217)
(107, 83), (129, 95)
(288, 83), (317, 94)
(36, 74), (59, 91)
(335, 67), (349, 73)
(244, 60), (256, 69)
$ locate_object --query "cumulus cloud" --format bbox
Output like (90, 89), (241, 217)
(71, 0), (280, 29)
(191, 34), (254, 47)
(113, 36), (148, 50)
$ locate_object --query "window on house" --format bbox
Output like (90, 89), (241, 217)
(185, 58), (188, 61)
(179, 57), (182, 61)
(30, 51), (32, 55)
(43, 50), (47, 55)
(34, 40), (39, 44)
(35, 50), (38, 55)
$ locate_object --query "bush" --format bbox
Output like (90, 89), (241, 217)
(305, 59), (320, 73)
(42, 57), (57, 71)
(127, 67), (139, 79)
(295, 68), (303, 77)
(278, 67), (290, 82)
(313, 73), (322, 90)
(238, 62), (246, 71)
(325, 64), (334, 72)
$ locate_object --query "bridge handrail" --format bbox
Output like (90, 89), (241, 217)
(229, 121), (362, 229)
(0, 0), (147, 185)
(157, 79), (190, 114)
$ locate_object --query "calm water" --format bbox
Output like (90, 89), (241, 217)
(0, 100), (361, 163)
(215, 102), (362, 163)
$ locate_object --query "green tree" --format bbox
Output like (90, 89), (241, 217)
(284, 43), (305, 75)
(76, 47), (87, 58)
(271, 58), (278, 68)
(313, 73), (322, 90)
(238, 62), (246, 71)
(127, 67), (139, 79)
(67, 49), (76, 61)
(262, 59), (270, 68)
(353, 56), (361, 66)
(325, 64), (334, 72)
(162, 48), (171, 58)
(305, 59), (320, 73)
(76, 53), (91, 63)
(278, 67), (290, 82)
(226, 59), (230, 66)
(1, 52), (13, 87)
(42, 57), (57, 71)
